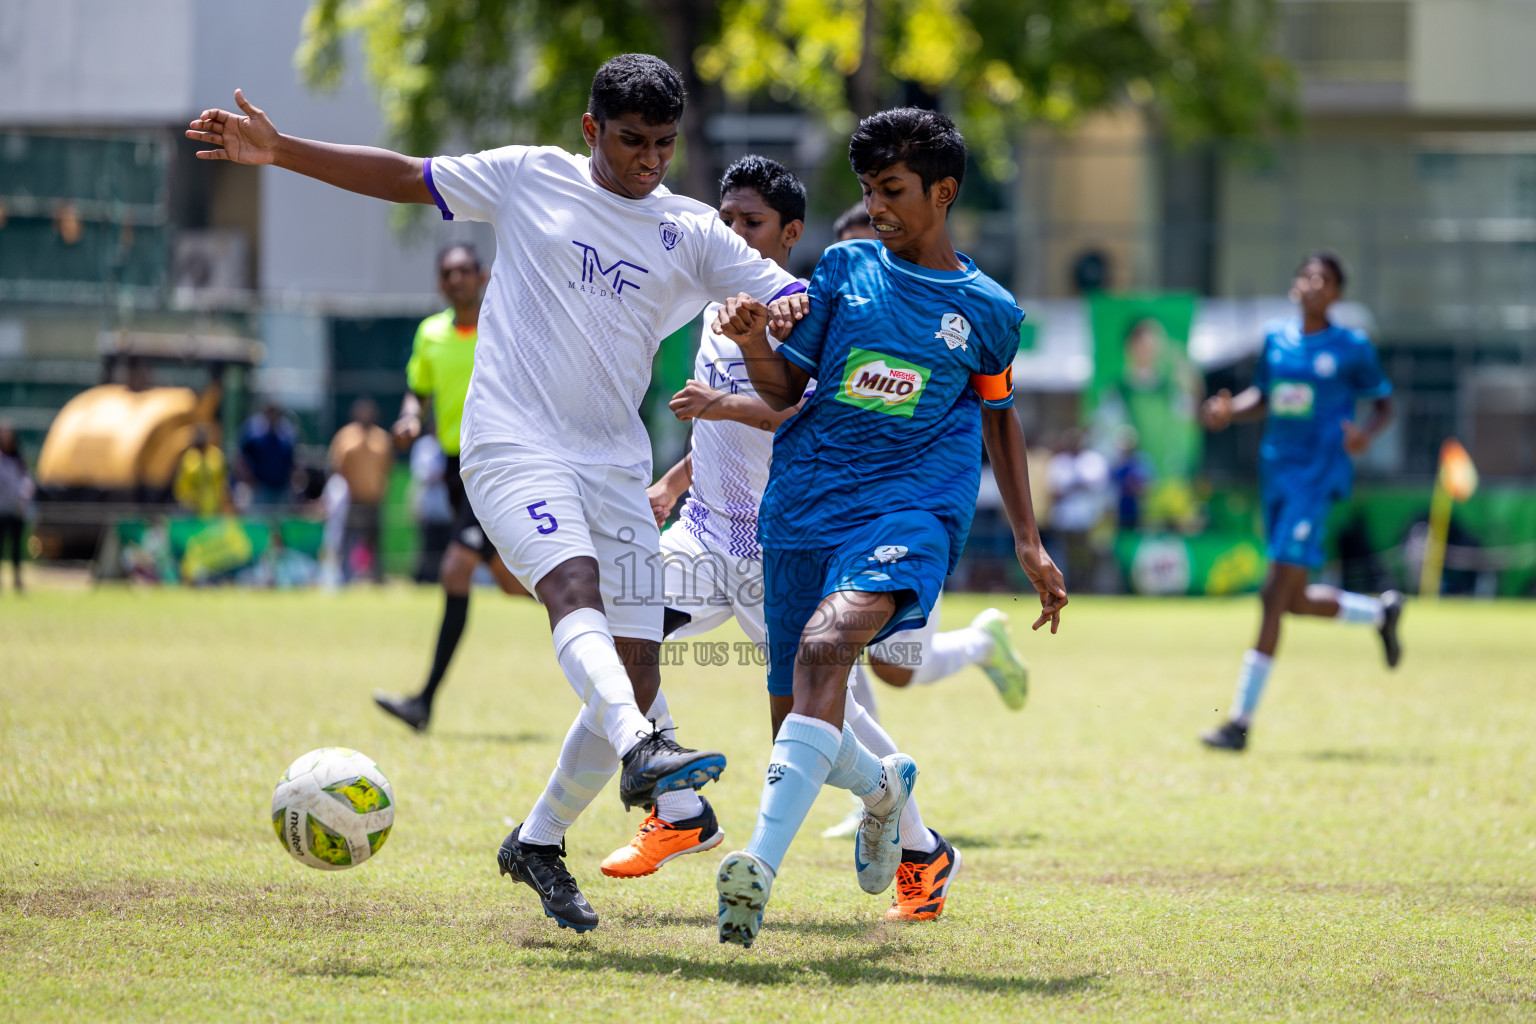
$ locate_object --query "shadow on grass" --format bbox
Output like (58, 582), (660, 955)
(1297, 749), (1435, 767)
(613, 910), (925, 937)
(941, 831), (1046, 850)
(437, 730), (551, 745)
(548, 946), (1102, 994)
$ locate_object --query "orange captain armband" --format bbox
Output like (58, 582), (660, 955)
(970, 366), (1014, 403)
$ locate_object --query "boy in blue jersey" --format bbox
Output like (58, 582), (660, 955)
(709, 108), (1068, 947)
(1199, 253), (1404, 752)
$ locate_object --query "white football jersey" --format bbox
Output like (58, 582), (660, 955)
(425, 146), (800, 476)
(680, 300), (813, 560)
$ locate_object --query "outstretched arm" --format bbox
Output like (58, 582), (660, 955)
(982, 405), (1068, 633)
(668, 379), (805, 431)
(186, 90), (432, 206)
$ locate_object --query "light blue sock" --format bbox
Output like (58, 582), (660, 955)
(1335, 591), (1384, 626)
(745, 714), (840, 874)
(1230, 649), (1274, 725)
(823, 724), (883, 801)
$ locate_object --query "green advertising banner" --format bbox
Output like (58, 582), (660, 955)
(1088, 294), (1204, 530)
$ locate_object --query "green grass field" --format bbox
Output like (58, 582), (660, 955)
(2, 585), (1533, 1021)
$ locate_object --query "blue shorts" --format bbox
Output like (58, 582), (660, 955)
(1263, 486), (1332, 569)
(762, 511), (949, 696)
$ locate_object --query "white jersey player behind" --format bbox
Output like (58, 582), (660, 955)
(187, 56), (802, 934)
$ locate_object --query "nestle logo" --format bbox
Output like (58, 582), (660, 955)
(572, 241), (649, 296)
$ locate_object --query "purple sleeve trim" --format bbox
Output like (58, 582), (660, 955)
(769, 280), (807, 301)
(423, 158), (453, 221)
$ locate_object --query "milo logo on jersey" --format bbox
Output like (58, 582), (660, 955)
(1270, 380), (1316, 418)
(836, 347), (930, 418)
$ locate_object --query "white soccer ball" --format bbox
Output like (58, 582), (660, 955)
(270, 748), (395, 870)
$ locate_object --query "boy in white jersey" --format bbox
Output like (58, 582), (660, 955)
(187, 54), (803, 933)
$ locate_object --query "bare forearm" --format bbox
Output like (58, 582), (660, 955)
(981, 407), (1044, 547)
(711, 393), (804, 431)
(1229, 386), (1268, 423)
(737, 339), (809, 412)
(274, 135), (432, 206)
(1358, 396), (1393, 440)
(657, 453), (692, 495)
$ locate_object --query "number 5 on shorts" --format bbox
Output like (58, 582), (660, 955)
(527, 501), (559, 535)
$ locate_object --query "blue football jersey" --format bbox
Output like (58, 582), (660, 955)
(760, 239), (1024, 571)
(1253, 319), (1392, 498)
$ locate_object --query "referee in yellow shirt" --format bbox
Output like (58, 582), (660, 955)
(375, 244), (528, 731)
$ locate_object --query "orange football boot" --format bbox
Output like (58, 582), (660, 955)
(600, 797), (724, 878)
(885, 830), (962, 921)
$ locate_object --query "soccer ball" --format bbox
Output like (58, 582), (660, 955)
(271, 748), (395, 870)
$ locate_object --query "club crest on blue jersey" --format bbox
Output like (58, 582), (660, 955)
(935, 312), (971, 351)
(1313, 351), (1338, 377)
(658, 221), (680, 251)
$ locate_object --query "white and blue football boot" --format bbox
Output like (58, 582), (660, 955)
(854, 753), (919, 894)
(716, 849), (774, 948)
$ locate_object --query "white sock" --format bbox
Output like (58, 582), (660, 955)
(1335, 591), (1385, 627)
(847, 661), (880, 724)
(521, 704), (618, 846)
(844, 687), (935, 852)
(1229, 649), (1274, 726)
(908, 626), (993, 685)
(523, 690), (695, 845)
(648, 691), (704, 822)
(551, 608), (652, 757)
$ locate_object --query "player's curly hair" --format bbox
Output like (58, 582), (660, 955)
(588, 54), (686, 127)
(848, 108), (966, 196)
(719, 155), (806, 227)
(1298, 251), (1347, 292)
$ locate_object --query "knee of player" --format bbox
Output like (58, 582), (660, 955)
(868, 657), (913, 688)
(439, 548), (477, 594)
(534, 556), (603, 610)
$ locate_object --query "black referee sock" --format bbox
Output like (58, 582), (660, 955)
(421, 593), (470, 704)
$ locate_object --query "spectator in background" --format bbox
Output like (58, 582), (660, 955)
(174, 425), (229, 518)
(329, 397), (393, 582)
(1046, 427), (1109, 591)
(832, 201), (875, 241)
(0, 421), (34, 592)
(1110, 424), (1153, 532)
(238, 400), (297, 506)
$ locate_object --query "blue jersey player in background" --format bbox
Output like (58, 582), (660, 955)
(709, 108), (1067, 947)
(1199, 252), (1404, 753)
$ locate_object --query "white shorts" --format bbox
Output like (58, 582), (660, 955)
(459, 442), (663, 641)
(656, 524), (768, 649)
(867, 591), (942, 666)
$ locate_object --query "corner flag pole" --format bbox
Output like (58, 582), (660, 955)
(1418, 438), (1478, 600)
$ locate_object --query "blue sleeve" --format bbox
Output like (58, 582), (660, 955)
(980, 304), (1025, 377)
(1349, 336), (1392, 398)
(776, 249), (839, 376)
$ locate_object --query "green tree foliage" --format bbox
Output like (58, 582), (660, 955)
(698, 0), (1297, 177)
(299, 0), (1294, 189)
